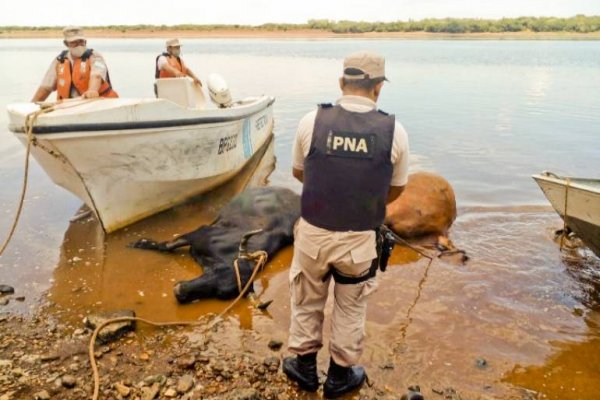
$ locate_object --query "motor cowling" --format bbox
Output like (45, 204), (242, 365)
(207, 73), (232, 108)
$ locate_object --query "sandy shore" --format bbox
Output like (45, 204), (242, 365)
(2, 28), (600, 40)
(0, 300), (415, 400)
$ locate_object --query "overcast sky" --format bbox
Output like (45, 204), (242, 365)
(2, 0), (599, 26)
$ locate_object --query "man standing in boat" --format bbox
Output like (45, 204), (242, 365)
(31, 26), (118, 102)
(155, 39), (202, 86)
(283, 52), (410, 398)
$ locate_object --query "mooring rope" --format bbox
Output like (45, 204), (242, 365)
(0, 99), (98, 258)
(89, 250), (268, 400)
(560, 177), (571, 251)
(0, 106), (53, 257)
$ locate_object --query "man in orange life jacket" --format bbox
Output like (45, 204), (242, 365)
(283, 52), (410, 398)
(31, 26), (118, 102)
(155, 39), (202, 86)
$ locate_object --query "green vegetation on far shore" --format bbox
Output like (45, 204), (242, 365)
(2, 15), (600, 34)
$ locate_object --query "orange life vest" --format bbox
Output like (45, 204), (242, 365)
(155, 52), (188, 78)
(56, 49), (118, 100)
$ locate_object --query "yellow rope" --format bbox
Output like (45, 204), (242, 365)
(89, 250), (268, 400)
(0, 99), (99, 258)
(0, 106), (54, 257)
(233, 258), (245, 293)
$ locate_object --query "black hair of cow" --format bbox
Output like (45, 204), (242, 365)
(130, 186), (301, 303)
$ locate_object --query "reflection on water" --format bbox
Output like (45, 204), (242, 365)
(504, 250), (600, 400)
(505, 320), (600, 400)
(46, 136), (276, 330)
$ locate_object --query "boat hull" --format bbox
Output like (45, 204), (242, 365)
(11, 98), (274, 233)
(533, 174), (600, 257)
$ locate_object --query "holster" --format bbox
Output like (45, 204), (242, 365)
(329, 226), (395, 285)
(378, 226), (395, 272)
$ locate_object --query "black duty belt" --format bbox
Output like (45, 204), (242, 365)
(324, 226), (395, 285)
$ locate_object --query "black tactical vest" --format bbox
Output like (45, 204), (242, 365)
(301, 104), (395, 231)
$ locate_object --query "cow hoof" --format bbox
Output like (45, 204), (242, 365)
(256, 299), (273, 310)
(438, 249), (469, 265)
(128, 238), (160, 250)
(173, 282), (184, 302)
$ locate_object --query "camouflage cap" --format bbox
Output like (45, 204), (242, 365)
(166, 38), (182, 47)
(63, 26), (85, 42)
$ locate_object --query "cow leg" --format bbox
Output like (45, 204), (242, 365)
(248, 293), (273, 310)
(174, 270), (219, 303)
(129, 237), (190, 252)
(174, 259), (256, 303)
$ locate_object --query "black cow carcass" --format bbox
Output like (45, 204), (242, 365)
(130, 187), (300, 303)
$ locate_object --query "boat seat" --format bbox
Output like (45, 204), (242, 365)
(155, 77), (206, 109)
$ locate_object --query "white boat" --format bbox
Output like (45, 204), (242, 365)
(7, 77), (275, 233)
(533, 171), (600, 257)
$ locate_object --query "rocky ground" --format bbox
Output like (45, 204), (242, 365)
(0, 305), (409, 400)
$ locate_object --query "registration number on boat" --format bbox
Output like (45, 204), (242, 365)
(255, 115), (268, 130)
(218, 135), (238, 154)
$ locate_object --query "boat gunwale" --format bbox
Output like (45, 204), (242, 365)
(532, 174), (600, 195)
(8, 97), (275, 135)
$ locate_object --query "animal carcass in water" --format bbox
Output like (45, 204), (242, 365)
(130, 187), (300, 303)
(385, 172), (457, 239)
(386, 172), (466, 263)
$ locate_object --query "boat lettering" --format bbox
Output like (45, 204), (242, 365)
(218, 135), (238, 154)
(255, 115), (268, 130)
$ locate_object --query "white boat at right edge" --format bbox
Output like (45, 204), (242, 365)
(533, 171), (600, 257)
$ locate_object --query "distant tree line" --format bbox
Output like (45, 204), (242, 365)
(305, 15), (600, 33)
(3, 15), (600, 34)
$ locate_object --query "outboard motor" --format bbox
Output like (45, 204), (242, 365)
(207, 73), (232, 108)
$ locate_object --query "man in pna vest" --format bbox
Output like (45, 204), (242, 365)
(31, 26), (118, 102)
(283, 52), (410, 398)
(155, 39), (202, 86)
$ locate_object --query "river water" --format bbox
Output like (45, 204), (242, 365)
(1, 39), (600, 399)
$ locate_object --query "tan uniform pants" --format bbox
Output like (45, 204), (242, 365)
(287, 218), (378, 367)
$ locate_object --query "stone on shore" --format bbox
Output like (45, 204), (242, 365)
(62, 374), (77, 388)
(176, 374), (194, 393)
(83, 310), (136, 344)
(176, 354), (196, 369)
(225, 388), (261, 400)
(267, 339), (283, 351)
(0, 285), (15, 295)
(34, 390), (50, 400)
(114, 382), (131, 397)
(263, 356), (280, 372)
(141, 383), (160, 400)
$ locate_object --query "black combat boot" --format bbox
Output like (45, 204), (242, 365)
(282, 352), (319, 392)
(323, 358), (367, 399)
